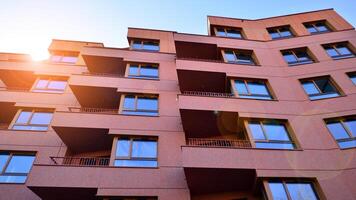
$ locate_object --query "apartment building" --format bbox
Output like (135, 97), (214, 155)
(0, 8), (355, 200)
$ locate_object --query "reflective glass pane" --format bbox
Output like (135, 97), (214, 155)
(295, 51), (310, 61)
(269, 182), (288, 200)
(310, 93), (339, 100)
(143, 42), (159, 51)
(314, 79), (336, 93)
(287, 183), (318, 200)
(226, 29), (242, 38)
(137, 97), (158, 111)
(305, 24), (318, 33)
(121, 110), (158, 116)
(0, 175), (27, 183)
(216, 28), (226, 36)
(236, 53), (254, 64)
(132, 140), (157, 158)
(5, 155), (35, 173)
(12, 125), (48, 131)
(255, 142), (294, 149)
(264, 123), (290, 141)
(337, 46), (352, 55)
(315, 23), (328, 32)
(248, 122), (265, 140)
(239, 95), (272, 100)
(116, 139), (130, 157)
(15, 111), (32, 124)
(302, 82), (319, 95)
(61, 56), (78, 63)
(114, 160), (157, 167)
(48, 81), (66, 90)
(279, 27), (292, 37)
(283, 52), (297, 63)
(338, 139), (356, 149)
(51, 55), (62, 62)
(132, 41), (142, 49)
(35, 80), (48, 89)
(270, 32), (280, 39)
(350, 75), (356, 85)
(30, 113), (53, 125)
(234, 80), (248, 94)
(344, 119), (356, 137)
(0, 153), (9, 171)
(128, 65), (139, 75)
(325, 47), (339, 57)
(326, 122), (350, 140)
(140, 66), (158, 77)
(247, 81), (270, 96)
(224, 51), (236, 62)
(123, 96), (135, 110)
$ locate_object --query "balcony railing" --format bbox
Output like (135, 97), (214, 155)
(50, 157), (110, 167)
(177, 57), (224, 63)
(182, 91), (235, 98)
(81, 72), (124, 77)
(69, 107), (119, 114)
(187, 138), (252, 148)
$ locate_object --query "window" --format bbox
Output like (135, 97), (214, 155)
(325, 117), (356, 149)
(214, 27), (243, 39)
(32, 78), (67, 93)
(126, 63), (159, 79)
(267, 26), (294, 39)
(301, 77), (340, 100)
(304, 21), (331, 34)
(247, 120), (295, 149)
(11, 110), (53, 131)
(267, 181), (319, 200)
(281, 48), (314, 66)
(0, 152), (35, 183)
(232, 79), (273, 100)
(121, 95), (158, 116)
(348, 73), (356, 85)
(222, 49), (256, 65)
(323, 43), (355, 59)
(50, 52), (79, 64)
(114, 137), (158, 167)
(131, 40), (159, 51)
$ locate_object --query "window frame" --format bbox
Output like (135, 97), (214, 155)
(300, 76), (341, 100)
(324, 116), (356, 149)
(31, 77), (68, 93)
(119, 94), (159, 116)
(50, 51), (79, 64)
(230, 78), (275, 100)
(213, 26), (244, 39)
(221, 49), (257, 65)
(281, 48), (314, 66)
(303, 20), (331, 34)
(111, 137), (158, 168)
(0, 152), (36, 184)
(125, 63), (159, 80)
(244, 119), (298, 150)
(267, 26), (295, 40)
(9, 109), (54, 131)
(263, 179), (323, 200)
(130, 39), (160, 51)
(322, 42), (355, 60)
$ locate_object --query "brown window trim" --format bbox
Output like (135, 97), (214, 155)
(221, 49), (258, 65)
(9, 109), (54, 131)
(31, 77), (68, 93)
(119, 94), (159, 115)
(230, 78), (275, 100)
(130, 39), (160, 51)
(124, 63), (159, 79)
(213, 26), (245, 39)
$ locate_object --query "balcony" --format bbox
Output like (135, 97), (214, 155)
(186, 138), (251, 148)
(50, 156), (110, 167)
(0, 69), (36, 90)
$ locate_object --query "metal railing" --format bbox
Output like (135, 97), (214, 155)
(50, 157), (110, 167)
(177, 57), (224, 63)
(81, 72), (124, 77)
(187, 138), (252, 148)
(182, 91), (235, 98)
(69, 107), (119, 114)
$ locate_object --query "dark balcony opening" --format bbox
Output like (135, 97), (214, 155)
(180, 109), (251, 148)
(175, 41), (220, 61)
(0, 102), (18, 129)
(82, 55), (127, 76)
(185, 168), (260, 199)
(69, 85), (120, 110)
(29, 187), (98, 200)
(0, 69), (36, 90)
(177, 70), (229, 93)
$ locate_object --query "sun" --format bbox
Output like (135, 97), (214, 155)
(30, 50), (50, 61)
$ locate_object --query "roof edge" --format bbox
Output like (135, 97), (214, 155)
(51, 39), (104, 45)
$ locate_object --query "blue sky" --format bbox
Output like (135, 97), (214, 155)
(0, 0), (355, 60)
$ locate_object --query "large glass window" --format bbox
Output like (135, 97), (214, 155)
(114, 137), (158, 168)
(32, 78), (67, 93)
(50, 52), (79, 64)
(326, 117), (356, 149)
(323, 43), (355, 59)
(301, 77), (340, 100)
(267, 26), (294, 39)
(248, 121), (295, 149)
(121, 95), (158, 116)
(222, 50), (256, 65)
(348, 73), (356, 85)
(233, 79), (273, 100)
(268, 181), (319, 200)
(281, 48), (314, 66)
(0, 152), (35, 183)
(11, 110), (53, 131)
(304, 21), (331, 34)
(127, 63), (159, 79)
(131, 40), (159, 51)
(215, 27), (243, 39)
